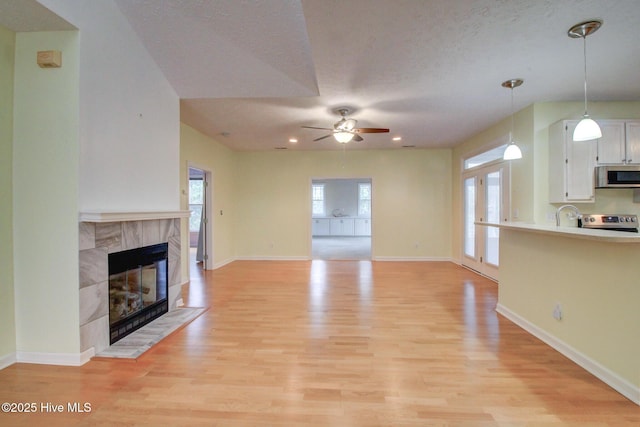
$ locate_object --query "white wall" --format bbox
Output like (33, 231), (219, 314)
(234, 149), (452, 260)
(13, 30), (80, 354)
(7, 0), (181, 361)
(40, 0), (180, 212)
(180, 123), (237, 275)
(180, 128), (453, 264)
(0, 25), (16, 361)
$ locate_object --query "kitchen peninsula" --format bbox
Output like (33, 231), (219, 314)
(481, 221), (640, 405)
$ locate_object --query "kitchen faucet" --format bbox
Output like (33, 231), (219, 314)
(555, 204), (582, 227)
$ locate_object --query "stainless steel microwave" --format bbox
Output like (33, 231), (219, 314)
(596, 165), (640, 188)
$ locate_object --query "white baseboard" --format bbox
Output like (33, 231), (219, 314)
(15, 347), (95, 367)
(496, 303), (640, 406)
(373, 256), (452, 262)
(213, 256), (455, 263)
(235, 256), (310, 261)
(212, 258), (235, 269)
(0, 352), (17, 370)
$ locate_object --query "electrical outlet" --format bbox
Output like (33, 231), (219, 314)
(553, 303), (563, 321)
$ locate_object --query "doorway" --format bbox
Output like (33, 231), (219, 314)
(462, 156), (510, 281)
(311, 178), (372, 260)
(188, 167), (212, 270)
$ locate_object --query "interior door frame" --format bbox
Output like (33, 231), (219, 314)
(188, 163), (213, 271)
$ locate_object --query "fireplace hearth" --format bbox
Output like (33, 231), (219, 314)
(108, 243), (169, 344)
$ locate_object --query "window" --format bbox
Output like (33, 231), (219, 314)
(312, 184), (325, 216)
(358, 183), (371, 216)
(464, 144), (508, 170)
(189, 178), (204, 233)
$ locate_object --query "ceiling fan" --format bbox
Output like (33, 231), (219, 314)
(302, 107), (389, 143)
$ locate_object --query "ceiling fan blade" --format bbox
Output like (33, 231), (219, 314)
(302, 126), (333, 131)
(313, 134), (332, 142)
(352, 134), (364, 142)
(354, 128), (390, 134)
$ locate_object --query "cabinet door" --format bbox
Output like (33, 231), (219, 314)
(596, 121), (626, 165)
(329, 218), (342, 235)
(565, 122), (596, 202)
(341, 219), (355, 235)
(354, 218), (371, 236)
(625, 121), (640, 165)
(312, 219), (330, 236)
(330, 218), (355, 235)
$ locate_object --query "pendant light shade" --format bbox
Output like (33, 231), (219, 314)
(573, 116), (602, 141)
(568, 20), (603, 141)
(503, 141), (523, 160)
(502, 78), (524, 160)
(334, 131), (354, 143)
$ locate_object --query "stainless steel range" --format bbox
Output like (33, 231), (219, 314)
(580, 214), (639, 232)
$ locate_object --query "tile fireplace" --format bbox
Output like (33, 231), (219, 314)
(79, 211), (188, 355)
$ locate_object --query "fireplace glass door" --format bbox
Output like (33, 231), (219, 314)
(108, 243), (168, 344)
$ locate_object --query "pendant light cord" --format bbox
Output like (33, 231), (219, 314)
(510, 87), (515, 140)
(582, 35), (589, 116)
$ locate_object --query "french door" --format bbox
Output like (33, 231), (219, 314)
(462, 162), (508, 280)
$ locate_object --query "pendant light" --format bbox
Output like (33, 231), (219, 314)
(502, 78), (523, 160)
(568, 20), (603, 141)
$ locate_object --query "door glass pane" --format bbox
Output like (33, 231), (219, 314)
(189, 179), (204, 232)
(464, 177), (476, 258)
(485, 171), (501, 266)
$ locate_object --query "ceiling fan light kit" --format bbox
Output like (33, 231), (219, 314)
(502, 78), (524, 160)
(301, 107), (389, 144)
(568, 19), (603, 142)
(334, 131), (355, 143)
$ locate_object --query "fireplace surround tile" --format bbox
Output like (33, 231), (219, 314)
(79, 222), (95, 250)
(79, 247), (108, 289)
(96, 222), (122, 253)
(168, 234), (181, 290)
(122, 221), (143, 250)
(142, 220), (161, 246)
(80, 315), (109, 353)
(79, 281), (108, 325)
(160, 218), (174, 241)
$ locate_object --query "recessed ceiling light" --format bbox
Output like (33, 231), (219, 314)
(289, 138), (298, 143)
(392, 136), (402, 141)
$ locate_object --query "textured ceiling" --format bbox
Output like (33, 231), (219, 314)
(3, 1), (640, 151)
(0, 0), (74, 31)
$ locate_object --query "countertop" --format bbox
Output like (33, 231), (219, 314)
(476, 221), (640, 243)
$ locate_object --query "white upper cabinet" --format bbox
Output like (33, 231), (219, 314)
(625, 121), (640, 165)
(596, 120), (640, 165)
(549, 120), (597, 203)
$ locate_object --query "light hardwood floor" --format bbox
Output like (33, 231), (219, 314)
(1, 260), (638, 426)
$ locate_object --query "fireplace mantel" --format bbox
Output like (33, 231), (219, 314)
(79, 210), (190, 223)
